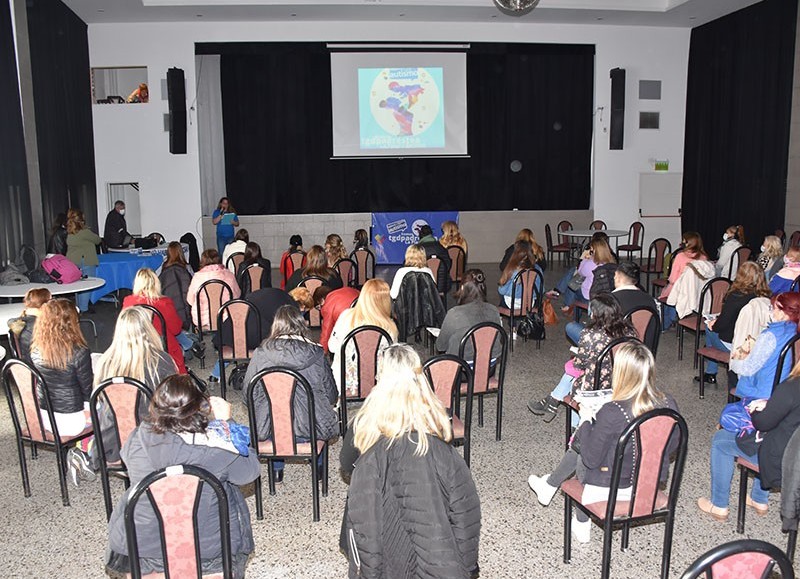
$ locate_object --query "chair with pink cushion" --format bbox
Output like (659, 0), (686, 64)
(338, 325), (393, 436)
(299, 276), (325, 328)
(349, 247), (375, 288)
(245, 367), (330, 522)
(423, 354), (474, 467)
(194, 279), (235, 369)
(680, 539), (794, 579)
(2, 358), (94, 506)
(562, 408), (688, 579)
(90, 376), (152, 520)
(216, 299), (260, 400)
(333, 257), (356, 288)
(123, 464), (233, 579)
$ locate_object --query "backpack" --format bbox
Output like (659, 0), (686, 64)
(41, 255), (82, 284)
(589, 263), (618, 299)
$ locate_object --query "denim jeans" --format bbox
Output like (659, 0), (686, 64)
(662, 304), (678, 331)
(176, 331), (194, 351)
(550, 373), (575, 400)
(710, 429), (769, 508)
(566, 321), (584, 346)
(75, 264), (97, 312)
(704, 330), (731, 375)
(554, 268), (577, 294)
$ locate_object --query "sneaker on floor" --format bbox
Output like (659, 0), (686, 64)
(572, 515), (591, 543)
(67, 449), (81, 488)
(542, 398), (560, 423)
(70, 447), (96, 483)
(528, 396), (551, 415)
(528, 474), (558, 506)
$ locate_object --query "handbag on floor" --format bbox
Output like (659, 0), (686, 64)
(542, 298), (558, 326)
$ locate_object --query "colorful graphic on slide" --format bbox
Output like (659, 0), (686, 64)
(358, 67), (444, 150)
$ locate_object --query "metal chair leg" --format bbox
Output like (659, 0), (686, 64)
(661, 513), (676, 579)
(16, 437), (31, 497)
(100, 466), (113, 520)
(322, 445), (329, 497)
(601, 518), (614, 579)
(311, 455), (320, 522)
(699, 356), (706, 400)
(737, 465), (749, 534)
(478, 396), (484, 428)
(563, 495), (573, 564)
(268, 459), (277, 496)
(621, 522), (630, 551)
(55, 446), (71, 506)
(788, 529), (797, 560)
(495, 389), (503, 441)
(255, 475), (264, 520)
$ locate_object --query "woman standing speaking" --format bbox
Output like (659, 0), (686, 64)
(211, 196), (239, 255)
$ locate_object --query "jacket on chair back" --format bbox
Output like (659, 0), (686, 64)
(392, 272), (445, 342)
(345, 434), (481, 579)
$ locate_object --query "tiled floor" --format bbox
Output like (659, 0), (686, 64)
(0, 262), (793, 578)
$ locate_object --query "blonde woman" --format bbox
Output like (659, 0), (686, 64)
(389, 244), (435, 299)
(757, 235), (783, 280)
(93, 307), (178, 466)
(122, 268), (187, 374)
(325, 233), (348, 267)
(440, 220), (468, 253)
(8, 287), (51, 360)
(342, 344), (480, 578)
(65, 208), (101, 311)
(329, 279), (398, 397)
(528, 342), (678, 544)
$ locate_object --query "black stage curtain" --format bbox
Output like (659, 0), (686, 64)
(206, 42), (594, 214)
(682, 0), (797, 250)
(0, 1), (33, 264)
(27, 0), (97, 231)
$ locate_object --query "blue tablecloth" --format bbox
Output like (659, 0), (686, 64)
(89, 253), (164, 303)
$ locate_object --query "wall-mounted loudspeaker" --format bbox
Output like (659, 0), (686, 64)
(167, 67), (187, 155)
(609, 67), (625, 150)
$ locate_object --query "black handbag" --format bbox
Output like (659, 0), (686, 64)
(516, 309), (545, 341)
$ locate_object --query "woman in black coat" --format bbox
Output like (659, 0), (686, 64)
(158, 241), (194, 330)
(344, 343), (481, 579)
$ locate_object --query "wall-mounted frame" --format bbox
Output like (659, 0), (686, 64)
(91, 67), (148, 104)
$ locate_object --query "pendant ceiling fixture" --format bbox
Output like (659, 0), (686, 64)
(493, 0), (540, 15)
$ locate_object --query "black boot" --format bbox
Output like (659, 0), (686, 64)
(528, 395), (554, 415)
(542, 398), (561, 423)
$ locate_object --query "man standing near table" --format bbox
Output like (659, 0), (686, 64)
(103, 200), (133, 249)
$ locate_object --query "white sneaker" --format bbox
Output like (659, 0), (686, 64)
(512, 330), (518, 340)
(572, 515), (591, 543)
(528, 474), (558, 506)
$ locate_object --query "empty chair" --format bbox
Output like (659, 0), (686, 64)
(589, 219), (607, 230)
(333, 257), (356, 287)
(349, 247), (375, 287)
(545, 223), (572, 264)
(680, 539), (794, 579)
(641, 238), (671, 294)
(423, 355), (474, 466)
(618, 221), (645, 261)
(459, 322), (508, 441)
(677, 277), (731, 367)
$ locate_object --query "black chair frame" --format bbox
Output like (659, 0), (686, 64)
(500, 268), (542, 353)
(217, 299), (261, 400)
(137, 303), (168, 351)
(623, 305), (661, 356)
(680, 538), (795, 579)
(423, 354), (475, 467)
(194, 279), (234, 368)
(349, 248), (375, 288)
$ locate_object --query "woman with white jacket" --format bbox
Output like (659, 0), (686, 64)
(716, 225), (745, 279)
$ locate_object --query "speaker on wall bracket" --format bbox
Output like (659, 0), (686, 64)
(609, 67), (625, 150)
(167, 67), (187, 155)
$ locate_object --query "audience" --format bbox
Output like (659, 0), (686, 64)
(436, 269), (502, 359)
(697, 261), (771, 385)
(186, 248), (241, 332)
(236, 241), (272, 294)
(769, 245), (800, 294)
(325, 233), (348, 267)
(279, 234), (305, 290)
(546, 231), (614, 300)
(500, 228), (547, 272)
(728, 291), (800, 401)
(660, 231), (708, 331)
(440, 220), (468, 253)
(65, 208), (102, 312)
(211, 196), (240, 255)
(217, 287), (295, 352)
(389, 244), (435, 299)
(106, 374), (259, 578)
(222, 228), (250, 272)
(698, 350), (800, 522)
(329, 279), (397, 397)
(48, 212), (67, 255)
(715, 224), (745, 279)
(285, 245), (343, 291)
(314, 285), (360, 354)
(103, 200), (132, 249)
(242, 305), (338, 482)
(342, 343), (481, 577)
(498, 241), (540, 311)
(123, 268), (189, 374)
(528, 295), (636, 423)
(757, 234), (784, 280)
(92, 307), (177, 468)
(158, 241), (194, 331)
(7, 287), (51, 360)
(528, 342), (678, 544)
(30, 299), (94, 482)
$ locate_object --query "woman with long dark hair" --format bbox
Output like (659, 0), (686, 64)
(498, 241), (543, 310)
(528, 295), (636, 423)
(285, 245), (343, 291)
(236, 241), (272, 294)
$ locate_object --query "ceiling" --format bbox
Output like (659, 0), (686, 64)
(61, 0), (763, 27)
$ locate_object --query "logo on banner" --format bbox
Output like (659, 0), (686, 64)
(411, 219), (429, 237)
(386, 219), (408, 235)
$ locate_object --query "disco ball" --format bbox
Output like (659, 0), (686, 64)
(493, 0), (540, 15)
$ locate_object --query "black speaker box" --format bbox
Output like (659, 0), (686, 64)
(167, 67), (187, 155)
(609, 67), (625, 150)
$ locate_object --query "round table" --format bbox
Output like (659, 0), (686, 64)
(89, 253), (164, 303)
(0, 277), (106, 299)
(0, 303), (26, 336)
(564, 229), (629, 239)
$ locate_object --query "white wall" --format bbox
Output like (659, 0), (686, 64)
(87, 20), (690, 256)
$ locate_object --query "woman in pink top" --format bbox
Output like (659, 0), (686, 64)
(186, 248), (241, 330)
(660, 231), (708, 330)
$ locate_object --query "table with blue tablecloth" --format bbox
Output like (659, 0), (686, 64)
(88, 252), (164, 303)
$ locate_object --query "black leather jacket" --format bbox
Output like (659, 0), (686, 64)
(31, 347), (93, 414)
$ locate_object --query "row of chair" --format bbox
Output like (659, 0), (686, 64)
(545, 220), (645, 265)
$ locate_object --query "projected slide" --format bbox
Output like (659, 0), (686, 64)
(330, 51), (467, 158)
(358, 67), (444, 150)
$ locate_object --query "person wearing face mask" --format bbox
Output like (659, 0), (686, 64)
(103, 200), (133, 249)
(769, 246), (800, 294)
(715, 225), (745, 280)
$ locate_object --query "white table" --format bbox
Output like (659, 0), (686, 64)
(0, 277), (106, 299)
(0, 303), (25, 336)
(563, 229), (630, 254)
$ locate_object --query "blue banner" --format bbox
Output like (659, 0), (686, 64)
(371, 211), (459, 264)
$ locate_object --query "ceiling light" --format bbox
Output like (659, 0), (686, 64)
(493, 0), (540, 16)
